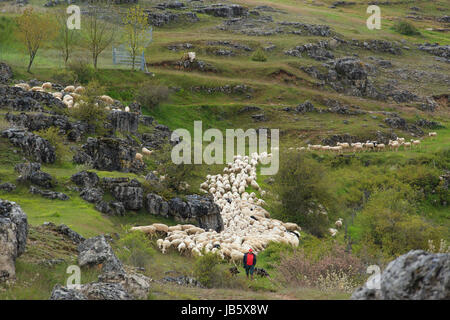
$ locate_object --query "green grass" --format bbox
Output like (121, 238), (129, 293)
(0, 0), (448, 300)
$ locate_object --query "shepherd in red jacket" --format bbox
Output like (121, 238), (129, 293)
(242, 248), (257, 280)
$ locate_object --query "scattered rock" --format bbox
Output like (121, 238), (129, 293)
(146, 10), (199, 27)
(14, 162), (53, 188)
(50, 284), (87, 300)
(55, 224), (85, 244)
(29, 186), (69, 201)
(95, 201), (126, 216)
(2, 128), (56, 163)
(77, 137), (145, 173)
(0, 85), (65, 112)
(0, 62), (13, 84)
(0, 200), (28, 282)
(168, 195), (224, 232)
(70, 171), (100, 189)
(145, 193), (169, 217)
(78, 235), (125, 273)
(0, 183), (16, 192)
(98, 271), (150, 299)
(295, 100), (315, 113)
(251, 114), (267, 122)
(80, 188), (104, 203)
(108, 110), (139, 133)
(352, 250), (450, 300)
(195, 4), (247, 18)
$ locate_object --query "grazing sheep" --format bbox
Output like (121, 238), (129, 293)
(31, 86), (44, 92)
(351, 143), (363, 153)
(337, 142), (350, 149)
(335, 218), (343, 228)
(329, 228), (338, 237)
(64, 85), (75, 92)
(152, 223), (169, 234)
(428, 132), (437, 138)
(388, 140), (400, 151)
(411, 139), (421, 148)
(135, 153), (144, 161)
(74, 86), (85, 94)
(100, 95), (114, 105)
(364, 142), (375, 151)
(131, 225), (157, 235)
(142, 147), (153, 156)
(376, 143), (385, 152)
(42, 82), (52, 90)
(14, 83), (30, 91)
(52, 92), (62, 99)
(188, 52), (196, 62)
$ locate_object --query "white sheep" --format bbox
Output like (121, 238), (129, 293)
(135, 153), (144, 161)
(74, 86), (85, 94)
(31, 86), (44, 92)
(100, 95), (114, 105)
(411, 139), (421, 148)
(64, 85), (75, 92)
(42, 82), (52, 90)
(142, 147), (153, 156)
(14, 83), (30, 91)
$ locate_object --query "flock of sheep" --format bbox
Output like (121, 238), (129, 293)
(15, 81), (155, 161)
(132, 152), (303, 262)
(14, 82), (125, 111)
(15, 81), (439, 257)
(293, 135), (437, 154)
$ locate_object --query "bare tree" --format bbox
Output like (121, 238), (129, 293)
(84, 1), (116, 70)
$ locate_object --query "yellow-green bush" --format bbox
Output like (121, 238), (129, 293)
(116, 230), (156, 269)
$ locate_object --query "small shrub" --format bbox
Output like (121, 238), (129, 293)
(251, 48), (267, 62)
(392, 21), (420, 36)
(69, 80), (107, 134)
(193, 252), (222, 288)
(193, 252), (245, 289)
(257, 241), (294, 269)
(135, 82), (169, 110)
(428, 239), (450, 253)
(150, 143), (193, 195)
(0, 118), (11, 131)
(35, 127), (69, 162)
(68, 58), (95, 84)
(355, 189), (444, 258)
(272, 153), (337, 237)
(116, 230), (155, 269)
(51, 69), (77, 86)
(276, 244), (364, 292)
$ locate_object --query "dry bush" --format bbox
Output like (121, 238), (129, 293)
(277, 244), (364, 292)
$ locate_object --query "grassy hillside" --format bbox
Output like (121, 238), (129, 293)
(0, 0), (448, 300)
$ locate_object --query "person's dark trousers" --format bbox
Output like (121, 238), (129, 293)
(244, 265), (255, 279)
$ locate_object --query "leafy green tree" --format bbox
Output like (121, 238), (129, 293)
(122, 5), (150, 71)
(16, 8), (56, 72)
(273, 153), (336, 237)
